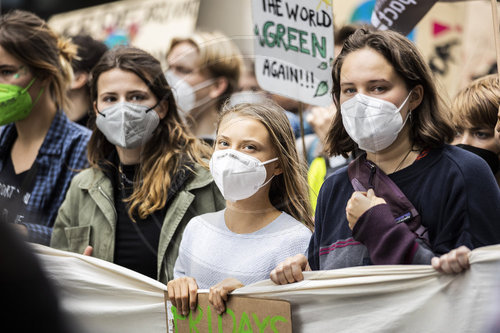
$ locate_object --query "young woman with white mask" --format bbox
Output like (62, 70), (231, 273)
(167, 100), (314, 316)
(165, 31), (243, 145)
(51, 46), (225, 283)
(269, 28), (500, 285)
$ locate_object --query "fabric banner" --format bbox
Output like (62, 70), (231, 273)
(33, 244), (500, 333)
(371, 0), (438, 35)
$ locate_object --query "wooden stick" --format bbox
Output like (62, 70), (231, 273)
(298, 102), (307, 163)
(491, 0), (500, 74)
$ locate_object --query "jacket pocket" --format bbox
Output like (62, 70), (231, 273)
(64, 226), (91, 254)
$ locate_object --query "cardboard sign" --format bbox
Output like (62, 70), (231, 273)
(48, 0), (200, 68)
(165, 292), (292, 333)
(251, 0), (335, 107)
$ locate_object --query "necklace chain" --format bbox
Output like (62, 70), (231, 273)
(393, 148), (413, 173)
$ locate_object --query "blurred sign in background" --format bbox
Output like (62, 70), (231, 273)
(4, 0), (498, 101)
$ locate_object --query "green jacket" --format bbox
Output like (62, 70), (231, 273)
(50, 164), (225, 284)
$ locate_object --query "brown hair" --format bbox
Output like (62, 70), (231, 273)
(451, 74), (500, 131)
(326, 28), (455, 157)
(168, 31), (243, 111)
(217, 100), (314, 230)
(88, 46), (212, 220)
(0, 10), (76, 109)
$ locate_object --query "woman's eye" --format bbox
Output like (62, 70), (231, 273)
(0, 69), (14, 76)
(217, 140), (229, 147)
(474, 131), (492, 140)
(372, 86), (386, 93)
(243, 145), (256, 151)
(102, 96), (116, 103)
(130, 94), (146, 101)
(343, 88), (356, 94)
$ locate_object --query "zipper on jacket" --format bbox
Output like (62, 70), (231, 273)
(98, 185), (117, 219)
(366, 161), (376, 189)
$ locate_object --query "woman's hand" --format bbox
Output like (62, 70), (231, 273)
(306, 104), (336, 145)
(83, 246), (93, 256)
(431, 246), (471, 274)
(270, 254), (310, 285)
(208, 278), (244, 315)
(167, 277), (198, 316)
(346, 189), (386, 230)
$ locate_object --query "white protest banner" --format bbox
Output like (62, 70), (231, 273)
(48, 0), (200, 68)
(33, 244), (500, 333)
(251, 0), (335, 107)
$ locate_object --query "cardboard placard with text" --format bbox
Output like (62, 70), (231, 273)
(251, 0), (335, 107)
(165, 292), (292, 333)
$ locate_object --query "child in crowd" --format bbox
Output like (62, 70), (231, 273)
(167, 100), (314, 316)
(451, 74), (500, 185)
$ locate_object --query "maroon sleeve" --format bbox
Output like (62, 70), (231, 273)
(352, 204), (422, 264)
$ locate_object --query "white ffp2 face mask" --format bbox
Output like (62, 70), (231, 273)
(340, 91), (412, 153)
(209, 149), (278, 202)
(96, 102), (160, 149)
(165, 70), (215, 116)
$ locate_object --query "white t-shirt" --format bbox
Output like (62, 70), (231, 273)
(173, 209), (312, 288)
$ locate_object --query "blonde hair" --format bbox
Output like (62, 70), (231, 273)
(168, 30), (243, 110)
(451, 74), (500, 130)
(217, 101), (314, 230)
(89, 46), (212, 220)
(0, 10), (76, 109)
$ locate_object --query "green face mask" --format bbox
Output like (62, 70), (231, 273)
(0, 78), (43, 126)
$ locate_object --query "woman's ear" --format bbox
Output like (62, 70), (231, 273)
(71, 72), (89, 90)
(273, 161), (283, 176)
(409, 84), (424, 111)
(156, 100), (169, 120)
(93, 101), (98, 115)
(209, 77), (228, 99)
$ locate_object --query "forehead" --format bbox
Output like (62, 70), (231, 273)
(218, 114), (271, 142)
(167, 41), (200, 67)
(340, 47), (398, 83)
(97, 68), (149, 93)
(0, 45), (23, 66)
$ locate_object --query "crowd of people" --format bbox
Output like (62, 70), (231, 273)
(0, 8), (499, 327)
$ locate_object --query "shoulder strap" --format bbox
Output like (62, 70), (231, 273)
(347, 154), (430, 246)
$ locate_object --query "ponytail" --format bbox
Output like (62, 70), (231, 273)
(56, 37), (77, 89)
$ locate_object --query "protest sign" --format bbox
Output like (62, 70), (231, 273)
(166, 293), (292, 333)
(251, 0), (335, 107)
(48, 0), (200, 68)
(371, 0), (438, 36)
